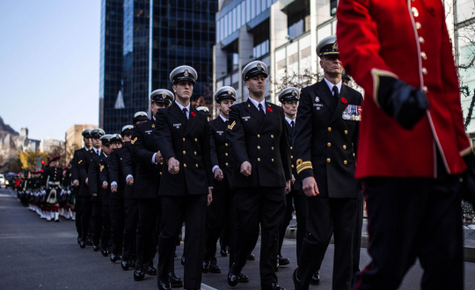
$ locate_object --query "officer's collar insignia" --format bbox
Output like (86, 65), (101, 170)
(332, 42), (338, 50)
(184, 70), (189, 77)
(315, 96), (320, 102)
(257, 63), (262, 71)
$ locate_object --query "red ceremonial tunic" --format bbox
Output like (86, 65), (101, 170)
(336, 0), (471, 179)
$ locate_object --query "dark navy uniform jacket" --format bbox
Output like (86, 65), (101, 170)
(209, 116), (234, 191)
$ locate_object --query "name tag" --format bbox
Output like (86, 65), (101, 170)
(342, 104), (362, 121)
(314, 103), (323, 111)
(145, 130), (152, 134)
(242, 116), (250, 121)
(173, 123), (182, 129)
(216, 130), (224, 136)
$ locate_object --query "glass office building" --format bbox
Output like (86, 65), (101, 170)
(100, 0), (217, 132)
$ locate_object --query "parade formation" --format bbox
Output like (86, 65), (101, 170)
(11, 1), (475, 288)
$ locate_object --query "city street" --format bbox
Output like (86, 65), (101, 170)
(1, 187), (474, 290)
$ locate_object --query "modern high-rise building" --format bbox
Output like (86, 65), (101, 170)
(100, 0), (218, 132)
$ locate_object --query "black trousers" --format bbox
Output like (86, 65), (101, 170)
(101, 203), (111, 250)
(353, 190), (364, 278)
(74, 189), (82, 238)
(353, 175), (463, 290)
(278, 190), (294, 259)
(110, 197), (125, 255)
(91, 201), (103, 246)
(123, 197), (138, 262)
(298, 197), (357, 290)
(204, 190), (233, 265)
(158, 194), (207, 289)
(136, 198), (159, 268)
(294, 191), (307, 264)
(80, 196), (92, 241)
(232, 187), (285, 288)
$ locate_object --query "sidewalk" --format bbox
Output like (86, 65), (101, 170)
(286, 218), (475, 262)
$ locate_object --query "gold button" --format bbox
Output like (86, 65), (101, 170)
(257, 146), (261, 150)
(412, 7), (419, 17)
(327, 158), (331, 163)
(196, 164), (198, 168)
(225, 162), (229, 166)
(183, 138), (186, 142)
(271, 158), (274, 162)
(344, 130), (348, 135)
(353, 153), (356, 157)
(423, 86), (428, 93)
(183, 151), (186, 154)
(225, 153), (228, 156)
(183, 164), (187, 168)
(225, 143), (228, 146)
(422, 68), (428, 75)
(291, 164), (294, 168)
(271, 135), (274, 138)
(257, 134), (261, 138)
(328, 127), (332, 131)
(271, 147), (274, 150)
(248, 104), (251, 107)
(416, 22), (421, 29)
(291, 155), (293, 159)
(195, 138), (198, 142)
(343, 145), (347, 150)
(160, 172), (162, 175)
(257, 158), (261, 162)
(419, 37), (425, 44)
(290, 146), (293, 150)
(421, 52), (427, 60)
(343, 160), (348, 165)
(194, 151), (197, 155)
(327, 142), (331, 147)
(160, 162), (163, 165)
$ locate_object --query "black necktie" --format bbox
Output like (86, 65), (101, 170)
(332, 86), (339, 99)
(183, 108), (188, 120)
(257, 103), (265, 123)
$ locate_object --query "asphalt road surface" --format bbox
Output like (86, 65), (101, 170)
(1, 188), (474, 290)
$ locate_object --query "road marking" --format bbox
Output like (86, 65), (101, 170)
(201, 283), (218, 290)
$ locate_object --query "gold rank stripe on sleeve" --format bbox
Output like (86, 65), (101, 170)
(131, 137), (138, 145)
(296, 158), (313, 175)
(228, 120), (236, 130)
(100, 165), (104, 172)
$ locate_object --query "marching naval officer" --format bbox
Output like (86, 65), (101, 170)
(226, 60), (291, 290)
(292, 36), (363, 290)
(154, 65), (213, 290)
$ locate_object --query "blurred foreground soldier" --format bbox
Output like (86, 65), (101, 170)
(132, 90), (175, 282)
(71, 128), (93, 243)
(203, 86), (236, 274)
(337, 1), (473, 289)
(277, 87), (304, 269)
(292, 36), (363, 290)
(227, 60), (291, 290)
(196, 106), (211, 121)
(155, 65), (213, 290)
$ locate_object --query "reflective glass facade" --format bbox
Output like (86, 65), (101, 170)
(150, 0), (218, 106)
(100, 0), (124, 133)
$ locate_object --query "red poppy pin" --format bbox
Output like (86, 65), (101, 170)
(267, 107), (273, 113)
(341, 97), (348, 104)
(191, 111), (196, 117)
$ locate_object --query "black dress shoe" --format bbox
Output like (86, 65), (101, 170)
(279, 256), (290, 266)
(310, 271), (320, 285)
(93, 244), (99, 252)
(129, 259), (136, 269)
(169, 272), (183, 288)
(79, 238), (86, 248)
(228, 271), (238, 287)
(101, 248), (109, 257)
(202, 260), (210, 273)
(276, 258), (279, 272)
(145, 264), (157, 276)
(237, 273), (249, 283)
(77, 237), (81, 245)
(134, 268), (145, 281)
(181, 255), (185, 266)
(293, 268), (303, 290)
(265, 282), (285, 290)
(209, 263), (221, 273)
(247, 254), (255, 260)
(121, 259), (129, 271)
(87, 238), (93, 246)
(158, 280), (171, 290)
(110, 252), (118, 263)
(220, 247), (228, 257)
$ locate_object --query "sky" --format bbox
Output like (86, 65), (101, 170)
(0, 0), (101, 141)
